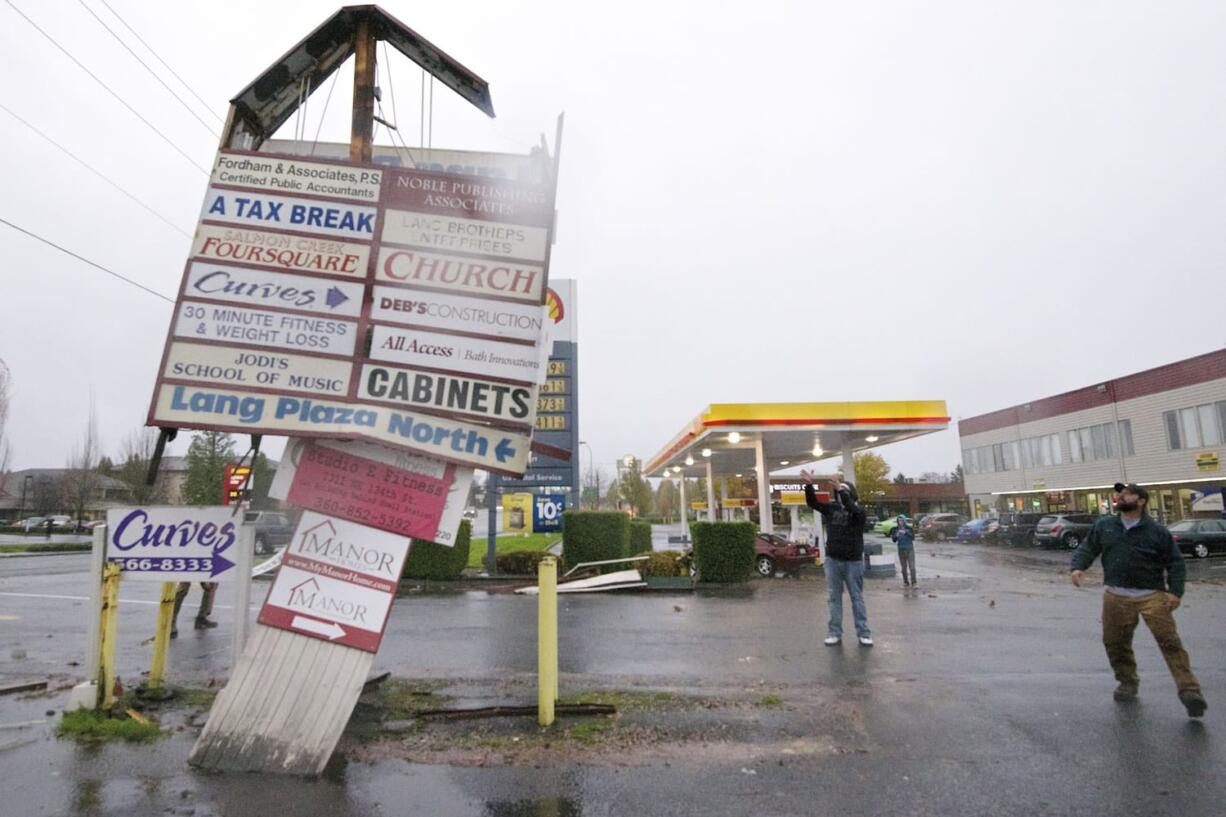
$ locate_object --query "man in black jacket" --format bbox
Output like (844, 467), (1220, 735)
(1071, 482), (1206, 717)
(802, 469), (871, 646)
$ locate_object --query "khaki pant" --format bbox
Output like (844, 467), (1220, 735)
(172, 582), (217, 627)
(1102, 591), (1201, 694)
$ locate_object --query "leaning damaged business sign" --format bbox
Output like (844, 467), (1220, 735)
(148, 149), (555, 474)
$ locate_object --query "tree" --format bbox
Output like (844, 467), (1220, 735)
(582, 464), (607, 510)
(0, 358), (12, 477)
(63, 400), (102, 523)
(893, 472), (910, 485)
(950, 464), (964, 484)
(605, 478), (620, 511)
(919, 471), (950, 484)
(182, 432), (237, 505)
(655, 479), (677, 522)
(115, 425), (165, 505)
(249, 452), (277, 509)
(617, 459), (653, 516)
(31, 473), (62, 515)
(853, 452), (891, 506)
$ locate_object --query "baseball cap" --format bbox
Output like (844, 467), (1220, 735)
(1113, 482), (1149, 500)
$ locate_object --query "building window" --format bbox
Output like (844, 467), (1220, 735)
(1118, 419), (1134, 456)
(1020, 433), (1061, 468)
(1165, 403), (1223, 451)
(1067, 422), (1117, 462)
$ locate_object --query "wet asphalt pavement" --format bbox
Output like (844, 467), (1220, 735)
(1, 538), (1225, 816)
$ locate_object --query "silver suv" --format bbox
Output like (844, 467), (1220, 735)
(243, 511), (294, 554)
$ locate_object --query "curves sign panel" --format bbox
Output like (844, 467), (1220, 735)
(148, 150), (556, 475)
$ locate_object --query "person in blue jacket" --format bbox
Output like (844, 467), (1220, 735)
(894, 515), (917, 588)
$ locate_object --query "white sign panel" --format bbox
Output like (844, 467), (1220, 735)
(258, 512), (410, 651)
(105, 506), (240, 581)
(192, 224), (371, 279)
(370, 285), (545, 342)
(163, 342), (351, 397)
(381, 209), (548, 262)
(152, 384), (531, 473)
(201, 188), (377, 240)
(173, 301), (357, 357)
(358, 363), (535, 425)
(369, 325), (544, 384)
(183, 262), (364, 318)
(374, 246), (545, 303)
(210, 153), (382, 202)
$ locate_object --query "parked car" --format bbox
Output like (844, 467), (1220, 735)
(18, 516), (47, 532)
(955, 518), (994, 542)
(244, 511), (294, 554)
(47, 515), (74, 528)
(993, 512), (1046, 547)
(1170, 519), (1226, 559)
(920, 513), (966, 541)
(1033, 513), (1097, 550)
(753, 532), (821, 578)
(873, 517), (901, 537)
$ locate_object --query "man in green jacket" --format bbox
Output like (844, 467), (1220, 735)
(1070, 483), (1206, 717)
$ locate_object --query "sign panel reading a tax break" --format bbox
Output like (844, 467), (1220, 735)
(148, 150), (555, 475)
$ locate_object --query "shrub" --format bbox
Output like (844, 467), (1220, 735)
(628, 520), (653, 556)
(495, 550), (555, 576)
(402, 520), (472, 581)
(643, 550), (689, 577)
(562, 511), (629, 572)
(691, 521), (755, 583)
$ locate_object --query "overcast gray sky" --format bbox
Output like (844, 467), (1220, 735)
(2, 1), (1224, 481)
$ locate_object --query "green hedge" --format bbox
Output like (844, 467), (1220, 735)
(691, 521), (755, 583)
(495, 550), (555, 575)
(402, 520), (472, 581)
(643, 550), (689, 577)
(628, 520), (653, 556)
(562, 511), (629, 572)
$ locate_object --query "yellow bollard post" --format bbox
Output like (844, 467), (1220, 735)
(147, 582), (177, 690)
(96, 562), (121, 710)
(537, 556), (558, 726)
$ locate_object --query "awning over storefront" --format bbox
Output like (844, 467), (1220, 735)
(644, 401), (950, 533)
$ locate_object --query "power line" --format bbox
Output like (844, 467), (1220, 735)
(98, 0), (224, 124)
(76, 0), (218, 138)
(0, 100), (192, 238)
(0, 217), (175, 304)
(3, 0), (209, 175)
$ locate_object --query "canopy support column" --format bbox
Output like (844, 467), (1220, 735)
(755, 437), (772, 534)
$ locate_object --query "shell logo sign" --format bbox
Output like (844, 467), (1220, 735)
(545, 287), (565, 324)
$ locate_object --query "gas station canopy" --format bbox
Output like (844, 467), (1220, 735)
(645, 401), (950, 481)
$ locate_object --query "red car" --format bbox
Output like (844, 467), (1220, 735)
(754, 533), (821, 577)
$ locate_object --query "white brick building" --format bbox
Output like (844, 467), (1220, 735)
(960, 350), (1226, 522)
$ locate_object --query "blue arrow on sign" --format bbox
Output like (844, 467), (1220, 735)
(495, 438), (517, 463)
(210, 550), (235, 577)
(325, 286), (349, 309)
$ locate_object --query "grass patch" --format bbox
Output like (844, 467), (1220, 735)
(0, 542), (91, 554)
(568, 720), (611, 745)
(465, 533), (560, 569)
(174, 687), (217, 708)
(382, 679), (452, 719)
(757, 693), (784, 709)
(57, 709), (164, 743)
(560, 690), (693, 712)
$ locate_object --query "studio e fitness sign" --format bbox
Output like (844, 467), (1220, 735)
(148, 150), (554, 474)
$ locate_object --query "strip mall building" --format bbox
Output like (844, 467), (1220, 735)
(960, 350), (1226, 522)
